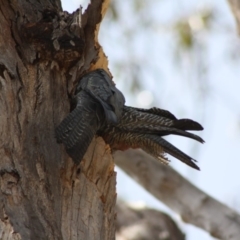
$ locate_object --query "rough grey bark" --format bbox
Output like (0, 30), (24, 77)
(0, 0), (116, 239)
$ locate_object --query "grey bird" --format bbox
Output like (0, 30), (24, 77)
(56, 69), (204, 170)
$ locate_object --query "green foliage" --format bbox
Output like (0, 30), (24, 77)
(174, 9), (214, 51)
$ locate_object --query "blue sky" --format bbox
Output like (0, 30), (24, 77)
(61, 1), (240, 239)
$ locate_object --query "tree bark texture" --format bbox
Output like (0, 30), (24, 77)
(0, 0), (115, 239)
(114, 149), (240, 240)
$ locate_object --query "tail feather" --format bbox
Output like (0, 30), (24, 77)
(127, 107), (177, 120)
(148, 135), (200, 170)
(120, 107), (203, 134)
(117, 123), (204, 143)
(155, 127), (205, 143)
(101, 127), (201, 170)
(172, 119), (203, 131)
(101, 105), (204, 170)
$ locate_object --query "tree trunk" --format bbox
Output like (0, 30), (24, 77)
(0, 0), (115, 239)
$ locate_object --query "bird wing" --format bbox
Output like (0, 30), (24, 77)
(55, 91), (103, 164)
(77, 69), (125, 124)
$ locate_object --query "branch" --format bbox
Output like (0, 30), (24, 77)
(228, 0), (240, 33)
(114, 149), (240, 240)
(116, 200), (185, 240)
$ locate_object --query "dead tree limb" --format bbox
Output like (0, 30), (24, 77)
(116, 200), (185, 240)
(114, 149), (240, 240)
